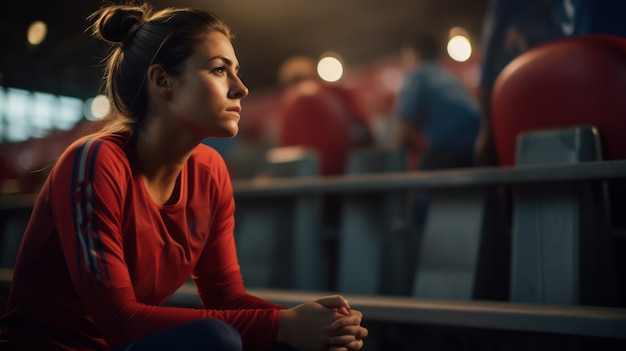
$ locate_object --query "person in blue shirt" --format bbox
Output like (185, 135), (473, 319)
(395, 32), (480, 170)
(394, 32), (482, 249)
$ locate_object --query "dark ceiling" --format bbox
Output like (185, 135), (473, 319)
(0, 0), (488, 99)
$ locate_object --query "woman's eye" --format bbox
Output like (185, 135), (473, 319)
(212, 66), (226, 74)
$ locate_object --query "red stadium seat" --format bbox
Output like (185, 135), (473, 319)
(491, 35), (626, 306)
(491, 34), (626, 166)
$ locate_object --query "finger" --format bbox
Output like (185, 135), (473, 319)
(329, 338), (365, 351)
(341, 324), (368, 339)
(315, 295), (350, 311)
(331, 325), (369, 341)
(358, 326), (369, 339)
(330, 324), (358, 336)
(333, 306), (350, 316)
(329, 339), (365, 351)
(345, 339), (365, 351)
(331, 313), (363, 329)
(329, 334), (356, 345)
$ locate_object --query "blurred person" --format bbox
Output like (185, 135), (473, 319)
(275, 57), (375, 221)
(475, 0), (626, 166)
(275, 56), (376, 290)
(395, 32), (480, 170)
(276, 56), (375, 177)
(394, 32), (481, 249)
(0, 3), (367, 351)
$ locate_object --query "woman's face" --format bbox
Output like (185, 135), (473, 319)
(167, 30), (248, 139)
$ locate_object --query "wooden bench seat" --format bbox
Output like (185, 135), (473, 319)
(2, 267), (625, 341)
(167, 282), (626, 339)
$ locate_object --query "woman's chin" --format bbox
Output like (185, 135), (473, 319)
(225, 126), (239, 138)
(218, 126), (239, 139)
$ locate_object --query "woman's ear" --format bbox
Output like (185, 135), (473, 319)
(146, 64), (171, 98)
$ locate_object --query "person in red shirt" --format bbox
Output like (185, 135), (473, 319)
(276, 55), (375, 231)
(275, 58), (376, 285)
(0, 3), (367, 351)
(277, 56), (374, 177)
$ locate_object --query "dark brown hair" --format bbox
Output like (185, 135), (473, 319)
(89, 2), (232, 135)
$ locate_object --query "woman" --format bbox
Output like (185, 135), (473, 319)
(0, 3), (367, 351)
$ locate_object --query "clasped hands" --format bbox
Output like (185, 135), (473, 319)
(277, 295), (368, 351)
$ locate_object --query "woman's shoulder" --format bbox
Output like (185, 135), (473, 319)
(65, 133), (128, 153)
(189, 143), (231, 181)
(55, 133), (132, 175)
(191, 143), (226, 165)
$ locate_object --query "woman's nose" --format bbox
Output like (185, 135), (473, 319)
(230, 77), (249, 99)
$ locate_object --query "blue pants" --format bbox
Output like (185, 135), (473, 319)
(112, 319), (242, 351)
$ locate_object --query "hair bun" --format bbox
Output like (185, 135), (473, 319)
(92, 5), (148, 44)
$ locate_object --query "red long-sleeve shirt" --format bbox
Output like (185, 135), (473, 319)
(0, 133), (285, 350)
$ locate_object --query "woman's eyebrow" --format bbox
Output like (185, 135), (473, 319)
(207, 56), (240, 70)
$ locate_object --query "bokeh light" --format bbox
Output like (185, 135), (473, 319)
(447, 35), (472, 62)
(84, 94), (110, 121)
(27, 20), (47, 46)
(317, 54), (344, 82)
